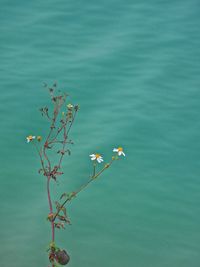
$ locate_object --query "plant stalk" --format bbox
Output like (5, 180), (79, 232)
(47, 176), (55, 267)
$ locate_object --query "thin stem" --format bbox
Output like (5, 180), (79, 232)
(43, 146), (51, 173)
(57, 127), (67, 169)
(47, 177), (53, 212)
(48, 123), (65, 145)
(47, 176), (55, 267)
(57, 111), (77, 167)
(53, 160), (114, 221)
(93, 163), (96, 177)
(46, 116), (56, 142)
(54, 110), (78, 170)
(33, 142), (46, 174)
(66, 110), (77, 136)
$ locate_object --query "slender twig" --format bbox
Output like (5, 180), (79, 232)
(57, 125), (67, 169)
(93, 163), (96, 177)
(47, 177), (55, 240)
(53, 160), (114, 221)
(66, 110), (77, 136)
(48, 123), (66, 145)
(54, 110), (78, 170)
(33, 142), (46, 174)
(43, 147), (52, 173)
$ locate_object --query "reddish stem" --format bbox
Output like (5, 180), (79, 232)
(47, 177), (55, 241)
(47, 176), (55, 267)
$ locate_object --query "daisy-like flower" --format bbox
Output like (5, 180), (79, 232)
(26, 135), (36, 143)
(113, 147), (125, 156)
(90, 153), (104, 163)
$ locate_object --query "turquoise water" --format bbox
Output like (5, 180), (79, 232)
(1, 1), (200, 266)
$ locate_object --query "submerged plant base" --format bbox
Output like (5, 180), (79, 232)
(55, 250), (70, 265)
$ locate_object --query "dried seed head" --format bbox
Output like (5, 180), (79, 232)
(55, 250), (70, 265)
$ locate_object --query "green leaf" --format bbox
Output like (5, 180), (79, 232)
(62, 206), (67, 217)
(60, 192), (67, 200)
(55, 201), (61, 211)
(67, 192), (76, 200)
(66, 149), (71, 155)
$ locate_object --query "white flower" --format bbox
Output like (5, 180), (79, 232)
(26, 135), (36, 143)
(89, 153), (104, 163)
(113, 147), (125, 156)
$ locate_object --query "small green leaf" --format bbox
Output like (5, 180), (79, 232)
(62, 206), (67, 217)
(55, 201), (61, 211)
(67, 192), (76, 200)
(66, 149), (71, 155)
(60, 192), (67, 200)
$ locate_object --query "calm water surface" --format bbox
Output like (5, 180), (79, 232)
(0, 1), (200, 266)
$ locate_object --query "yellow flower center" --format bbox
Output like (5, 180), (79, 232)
(118, 147), (123, 151)
(95, 154), (101, 158)
(28, 135), (33, 140)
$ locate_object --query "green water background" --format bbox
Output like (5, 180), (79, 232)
(1, 1), (200, 266)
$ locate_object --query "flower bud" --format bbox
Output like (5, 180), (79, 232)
(74, 104), (79, 111)
(37, 136), (42, 142)
(47, 212), (54, 221)
(67, 104), (73, 110)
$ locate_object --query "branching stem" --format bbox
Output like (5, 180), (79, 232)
(53, 160), (114, 221)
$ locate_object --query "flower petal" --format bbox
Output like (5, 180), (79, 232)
(113, 148), (118, 152)
(122, 152), (125, 156)
(90, 154), (95, 157)
(118, 151), (122, 156)
(97, 157), (103, 163)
